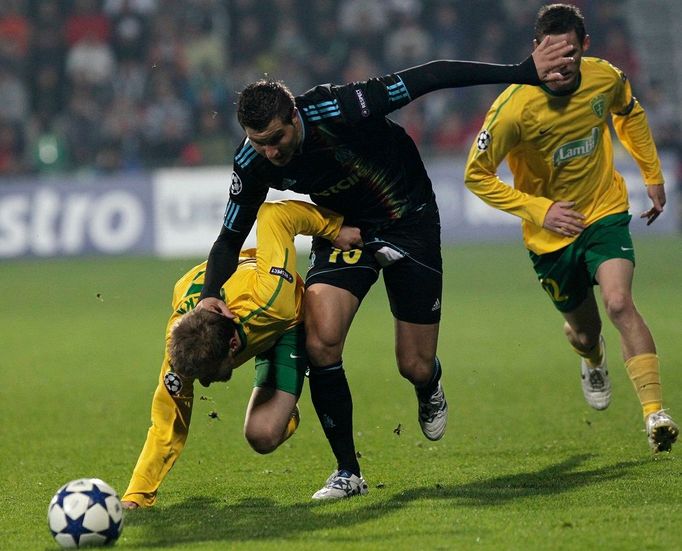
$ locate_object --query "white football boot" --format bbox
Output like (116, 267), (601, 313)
(646, 410), (679, 453)
(312, 470), (368, 501)
(580, 335), (611, 410)
(417, 381), (448, 441)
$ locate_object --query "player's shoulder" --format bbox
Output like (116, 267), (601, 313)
(296, 84), (345, 125)
(582, 56), (627, 83)
(489, 84), (534, 119)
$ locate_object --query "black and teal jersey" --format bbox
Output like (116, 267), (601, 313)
(229, 76), (434, 235)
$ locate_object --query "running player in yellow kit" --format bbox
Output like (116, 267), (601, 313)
(121, 201), (361, 508)
(464, 3), (678, 452)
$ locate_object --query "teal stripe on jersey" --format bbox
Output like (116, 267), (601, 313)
(387, 77), (410, 102)
(235, 143), (257, 168)
(223, 202), (240, 229)
(303, 100), (341, 121)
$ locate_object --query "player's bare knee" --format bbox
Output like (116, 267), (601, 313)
(603, 292), (633, 322)
(305, 333), (343, 366)
(245, 427), (280, 455)
(397, 355), (433, 386)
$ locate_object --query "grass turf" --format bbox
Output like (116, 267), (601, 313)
(2, 236), (680, 550)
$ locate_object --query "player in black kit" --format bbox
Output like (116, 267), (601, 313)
(198, 38), (573, 500)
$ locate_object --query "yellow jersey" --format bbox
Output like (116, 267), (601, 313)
(122, 200), (343, 507)
(464, 57), (664, 255)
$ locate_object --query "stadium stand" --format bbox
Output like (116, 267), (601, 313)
(0, 0), (678, 175)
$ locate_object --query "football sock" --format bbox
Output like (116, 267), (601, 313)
(415, 356), (442, 400)
(625, 353), (663, 419)
(308, 361), (361, 476)
(572, 339), (603, 369)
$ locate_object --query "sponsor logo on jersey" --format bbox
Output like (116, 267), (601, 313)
(270, 266), (294, 283)
(354, 88), (370, 117)
(281, 178), (297, 189)
(164, 372), (183, 396)
(553, 127), (600, 166)
(476, 129), (491, 151)
(591, 94), (606, 118)
(230, 172), (243, 195)
(315, 173), (360, 197)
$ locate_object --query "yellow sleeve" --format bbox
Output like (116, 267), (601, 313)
(122, 314), (194, 507)
(250, 200), (343, 317)
(464, 91), (554, 226)
(611, 77), (664, 185)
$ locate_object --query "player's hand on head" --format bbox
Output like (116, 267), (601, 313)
(640, 184), (666, 225)
(333, 225), (363, 251)
(543, 201), (586, 237)
(195, 297), (236, 319)
(532, 36), (574, 82)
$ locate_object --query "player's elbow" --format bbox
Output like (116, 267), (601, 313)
(464, 174), (482, 192)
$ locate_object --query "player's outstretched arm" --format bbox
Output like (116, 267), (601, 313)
(395, 43), (573, 101)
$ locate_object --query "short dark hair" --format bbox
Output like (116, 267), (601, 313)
(168, 309), (237, 379)
(237, 79), (296, 131)
(535, 4), (586, 45)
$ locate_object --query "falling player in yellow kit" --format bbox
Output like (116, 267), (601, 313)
(464, 3), (678, 452)
(121, 200), (361, 508)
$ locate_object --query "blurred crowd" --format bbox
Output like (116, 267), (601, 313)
(0, 0), (679, 177)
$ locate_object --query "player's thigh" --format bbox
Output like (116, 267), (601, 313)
(305, 240), (379, 359)
(253, 324), (307, 395)
(585, 214), (636, 308)
(382, 248), (442, 378)
(304, 284), (359, 350)
(530, 242), (591, 314)
(382, 245), (442, 326)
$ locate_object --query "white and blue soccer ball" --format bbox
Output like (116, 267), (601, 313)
(47, 478), (123, 548)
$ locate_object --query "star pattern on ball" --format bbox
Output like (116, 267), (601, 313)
(82, 484), (113, 508)
(62, 506), (93, 544)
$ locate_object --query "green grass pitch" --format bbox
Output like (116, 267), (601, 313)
(2, 236), (681, 550)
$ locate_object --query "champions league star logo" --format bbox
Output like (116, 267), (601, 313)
(164, 372), (183, 396)
(230, 172), (243, 195)
(476, 130), (491, 151)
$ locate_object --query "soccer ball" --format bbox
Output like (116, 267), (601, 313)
(47, 478), (123, 548)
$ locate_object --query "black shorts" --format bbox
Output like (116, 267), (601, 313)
(305, 202), (443, 324)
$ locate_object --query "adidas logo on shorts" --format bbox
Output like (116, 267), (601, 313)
(431, 299), (441, 311)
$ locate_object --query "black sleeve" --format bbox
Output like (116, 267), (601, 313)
(332, 56), (540, 123)
(396, 56), (539, 101)
(199, 225), (245, 300)
(199, 163), (267, 300)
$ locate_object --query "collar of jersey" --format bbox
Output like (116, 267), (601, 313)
(540, 71), (582, 97)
